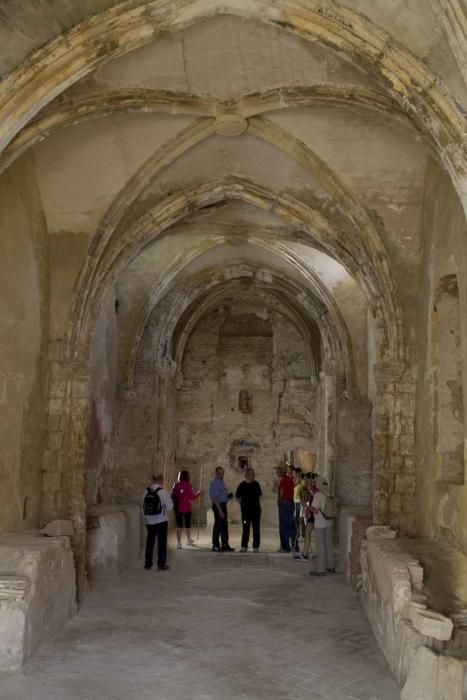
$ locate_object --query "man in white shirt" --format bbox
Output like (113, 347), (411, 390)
(142, 473), (173, 571)
(309, 475), (335, 576)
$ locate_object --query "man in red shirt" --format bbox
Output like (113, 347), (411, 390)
(276, 466), (296, 552)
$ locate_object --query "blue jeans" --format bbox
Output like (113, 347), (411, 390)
(278, 501), (296, 551)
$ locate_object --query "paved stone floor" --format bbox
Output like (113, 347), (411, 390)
(0, 529), (400, 700)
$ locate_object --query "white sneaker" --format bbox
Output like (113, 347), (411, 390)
(186, 538), (196, 546)
(240, 547), (248, 552)
(177, 542), (182, 550)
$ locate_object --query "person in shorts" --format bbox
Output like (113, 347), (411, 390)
(171, 470), (202, 549)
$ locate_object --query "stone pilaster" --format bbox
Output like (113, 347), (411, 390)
(154, 358), (177, 483)
(372, 362), (416, 533)
(41, 342), (91, 599)
(320, 361), (338, 489)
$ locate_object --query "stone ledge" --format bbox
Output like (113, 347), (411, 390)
(0, 575), (29, 601)
(359, 533), (467, 687)
(338, 507), (372, 582)
(86, 503), (141, 578)
(0, 532), (76, 671)
(401, 646), (467, 700)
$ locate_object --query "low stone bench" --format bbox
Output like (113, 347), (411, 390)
(0, 532), (76, 671)
(86, 504), (141, 578)
(338, 506), (372, 579)
(358, 530), (467, 697)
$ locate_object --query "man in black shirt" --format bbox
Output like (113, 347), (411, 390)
(236, 468), (262, 552)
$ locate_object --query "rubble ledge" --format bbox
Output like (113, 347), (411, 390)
(86, 503), (141, 578)
(0, 532), (76, 671)
(358, 531), (467, 698)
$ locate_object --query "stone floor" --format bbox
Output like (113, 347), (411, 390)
(0, 528), (400, 700)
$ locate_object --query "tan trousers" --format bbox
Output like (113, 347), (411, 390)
(303, 522), (314, 555)
(315, 525), (334, 573)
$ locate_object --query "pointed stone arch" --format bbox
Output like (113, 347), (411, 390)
(0, 83), (420, 176)
(67, 174), (404, 367)
(121, 238), (357, 396)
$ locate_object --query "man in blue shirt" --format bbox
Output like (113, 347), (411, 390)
(209, 467), (234, 552)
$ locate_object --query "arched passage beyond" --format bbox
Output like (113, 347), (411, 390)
(68, 175), (404, 366)
(112, 266), (367, 529)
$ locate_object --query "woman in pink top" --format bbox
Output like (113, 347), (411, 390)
(171, 470), (202, 549)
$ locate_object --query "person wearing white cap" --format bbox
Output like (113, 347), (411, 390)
(309, 475), (335, 576)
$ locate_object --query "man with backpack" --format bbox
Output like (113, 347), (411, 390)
(309, 475), (336, 576)
(142, 473), (174, 571)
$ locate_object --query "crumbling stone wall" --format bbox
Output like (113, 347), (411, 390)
(175, 305), (319, 524)
(0, 154), (49, 533)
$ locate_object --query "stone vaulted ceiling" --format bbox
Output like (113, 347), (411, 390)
(0, 0), (464, 392)
(1, 0), (466, 392)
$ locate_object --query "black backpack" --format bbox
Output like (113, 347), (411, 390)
(143, 486), (163, 516)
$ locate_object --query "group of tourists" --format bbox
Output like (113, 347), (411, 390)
(142, 463), (336, 575)
(275, 464), (335, 575)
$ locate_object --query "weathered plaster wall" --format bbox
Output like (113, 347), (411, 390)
(270, 108), (427, 339)
(33, 113), (193, 238)
(416, 159), (467, 556)
(0, 154), (49, 532)
(91, 15), (374, 97)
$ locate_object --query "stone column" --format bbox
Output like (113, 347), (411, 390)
(372, 362), (416, 532)
(320, 361), (338, 488)
(153, 358), (177, 483)
(42, 343), (91, 600)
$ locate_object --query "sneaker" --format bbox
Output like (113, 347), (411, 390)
(295, 553), (309, 561)
(240, 547), (248, 553)
(277, 548), (291, 553)
(327, 567), (336, 573)
(221, 545), (235, 552)
(144, 564), (152, 570)
(157, 565), (170, 571)
(309, 571), (326, 576)
(176, 542), (182, 550)
(212, 546), (221, 552)
(186, 538), (196, 546)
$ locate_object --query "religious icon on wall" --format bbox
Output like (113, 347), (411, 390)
(239, 390), (252, 414)
(239, 456), (249, 470)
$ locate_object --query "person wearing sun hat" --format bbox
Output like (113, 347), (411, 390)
(309, 475), (335, 576)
